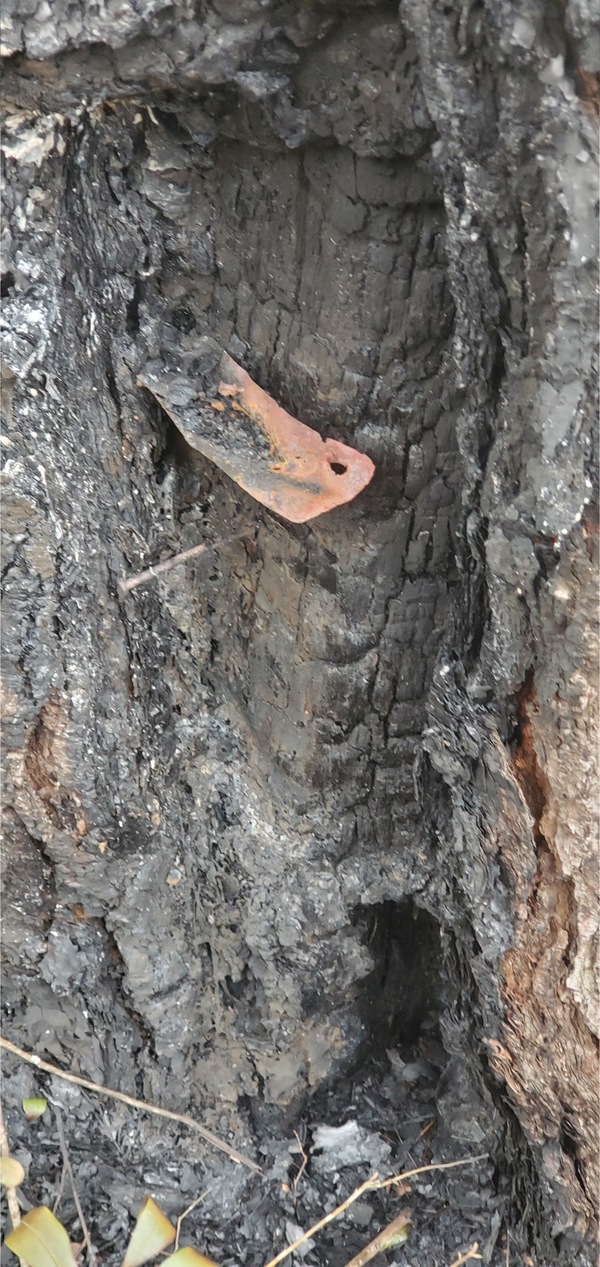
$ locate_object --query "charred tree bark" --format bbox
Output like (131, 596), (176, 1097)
(1, 2), (598, 1264)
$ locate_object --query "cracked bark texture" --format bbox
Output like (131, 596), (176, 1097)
(1, 1), (598, 1263)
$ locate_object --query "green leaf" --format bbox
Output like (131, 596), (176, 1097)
(121, 1197), (176, 1267)
(0, 1155), (25, 1187)
(22, 1097), (48, 1121)
(5, 1206), (77, 1267)
(162, 1251), (220, 1267)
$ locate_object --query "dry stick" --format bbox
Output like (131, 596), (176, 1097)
(52, 1164), (67, 1216)
(54, 1105), (97, 1266)
(117, 531), (250, 597)
(291, 1130), (308, 1196)
(175, 1187), (213, 1251)
(0, 1037), (261, 1175)
(263, 1174), (376, 1267)
(372, 1155), (488, 1193)
(341, 1209), (412, 1267)
(448, 1243), (482, 1267)
(0, 1097), (24, 1247)
(262, 1156), (488, 1267)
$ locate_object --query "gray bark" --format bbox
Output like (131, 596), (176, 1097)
(1, 2), (598, 1264)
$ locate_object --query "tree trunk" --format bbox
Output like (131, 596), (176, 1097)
(1, 3), (597, 1264)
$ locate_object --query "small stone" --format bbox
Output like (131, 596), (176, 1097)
(348, 1201), (374, 1228)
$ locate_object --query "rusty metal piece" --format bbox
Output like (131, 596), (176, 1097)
(138, 351), (374, 523)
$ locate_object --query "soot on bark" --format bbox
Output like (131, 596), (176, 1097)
(1, 0), (597, 1260)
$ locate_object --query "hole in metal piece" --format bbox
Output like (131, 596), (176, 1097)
(329, 461), (348, 475)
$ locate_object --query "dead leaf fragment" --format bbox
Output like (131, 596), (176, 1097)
(0, 1155), (26, 1186)
(122, 1196), (176, 1267)
(162, 1251), (220, 1267)
(5, 1206), (78, 1267)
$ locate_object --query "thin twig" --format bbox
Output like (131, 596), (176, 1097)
(447, 1243), (482, 1267)
(373, 1155), (488, 1193)
(0, 1098), (24, 1254)
(263, 1175), (376, 1267)
(342, 1209), (412, 1267)
(117, 531), (249, 596)
(292, 1130), (308, 1196)
(54, 1106), (97, 1265)
(0, 1037), (260, 1174)
(52, 1164), (67, 1215)
(175, 1187), (212, 1250)
(262, 1156), (488, 1267)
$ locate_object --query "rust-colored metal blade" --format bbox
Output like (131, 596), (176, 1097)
(138, 351), (374, 524)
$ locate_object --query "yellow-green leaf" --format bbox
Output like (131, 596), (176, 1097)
(381, 1223), (411, 1249)
(162, 1251), (220, 1267)
(121, 1197), (176, 1267)
(0, 1155), (25, 1187)
(5, 1206), (77, 1267)
(23, 1097), (48, 1121)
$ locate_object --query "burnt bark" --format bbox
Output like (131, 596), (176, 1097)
(1, 2), (598, 1265)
